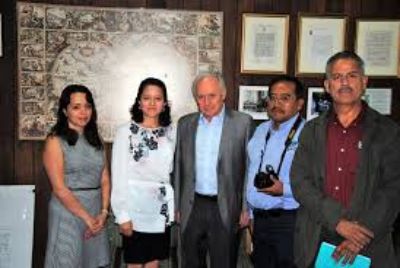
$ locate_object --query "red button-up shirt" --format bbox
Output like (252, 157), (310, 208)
(325, 108), (365, 208)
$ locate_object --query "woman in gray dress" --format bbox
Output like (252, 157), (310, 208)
(43, 84), (110, 268)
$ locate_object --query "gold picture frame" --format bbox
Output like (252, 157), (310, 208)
(240, 13), (289, 74)
(355, 19), (400, 77)
(296, 14), (347, 76)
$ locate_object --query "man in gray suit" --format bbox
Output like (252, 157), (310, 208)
(174, 73), (253, 268)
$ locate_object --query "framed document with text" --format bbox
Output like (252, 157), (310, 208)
(296, 15), (347, 76)
(241, 13), (289, 74)
(356, 19), (400, 76)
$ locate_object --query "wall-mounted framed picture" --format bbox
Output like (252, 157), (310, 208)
(363, 88), (392, 115)
(296, 15), (347, 76)
(238, 85), (269, 120)
(306, 87), (332, 121)
(356, 19), (400, 77)
(240, 13), (289, 74)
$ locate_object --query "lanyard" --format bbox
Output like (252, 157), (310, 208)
(257, 115), (302, 176)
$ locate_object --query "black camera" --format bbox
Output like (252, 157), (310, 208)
(254, 165), (278, 189)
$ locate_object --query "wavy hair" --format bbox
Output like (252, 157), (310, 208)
(130, 78), (172, 127)
(49, 84), (103, 150)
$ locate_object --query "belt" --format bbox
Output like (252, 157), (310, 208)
(69, 186), (100, 191)
(254, 208), (297, 218)
(195, 192), (218, 201)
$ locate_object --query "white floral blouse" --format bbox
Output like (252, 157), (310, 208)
(111, 121), (176, 233)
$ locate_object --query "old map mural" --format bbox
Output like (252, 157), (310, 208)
(17, 2), (223, 141)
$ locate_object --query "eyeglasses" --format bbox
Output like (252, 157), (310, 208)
(267, 94), (296, 104)
(329, 71), (362, 81)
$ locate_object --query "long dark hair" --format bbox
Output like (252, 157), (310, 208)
(130, 78), (172, 127)
(49, 84), (103, 150)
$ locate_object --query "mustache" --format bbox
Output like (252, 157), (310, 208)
(270, 107), (284, 113)
(338, 86), (353, 92)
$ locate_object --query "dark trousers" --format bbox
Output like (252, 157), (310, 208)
(181, 194), (237, 268)
(253, 208), (297, 268)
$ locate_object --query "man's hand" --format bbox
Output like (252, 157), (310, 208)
(119, 221), (133, 237)
(239, 210), (250, 228)
(335, 219), (374, 250)
(257, 176), (283, 196)
(332, 239), (362, 265)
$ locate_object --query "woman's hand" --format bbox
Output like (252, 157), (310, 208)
(119, 221), (133, 237)
(82, 214), (99, 239)
(88, 211), (108, 237)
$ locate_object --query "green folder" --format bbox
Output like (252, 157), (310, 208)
(315, 242), (371, 268)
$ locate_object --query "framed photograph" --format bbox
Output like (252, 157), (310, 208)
(356, 19), (400, 76)
(306, 87), (332, 121)
(238, 85), (269, 120)
(296, 15), (347, 75)
(240, 13), (289, 74)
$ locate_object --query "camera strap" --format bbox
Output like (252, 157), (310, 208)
(258, 115), (303, 176)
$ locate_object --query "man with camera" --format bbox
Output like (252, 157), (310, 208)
(246, 75), (305, 268)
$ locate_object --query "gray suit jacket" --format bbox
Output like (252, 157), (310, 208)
(173, 108), (253, 234)
(290, 105), (400, 268)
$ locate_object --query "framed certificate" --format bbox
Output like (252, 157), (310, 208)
(356, 19), (400, 76)
(240, 13), (289, 74)
(296, 15), (347, 76)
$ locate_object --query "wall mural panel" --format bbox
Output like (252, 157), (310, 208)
(17, 2), (223, 141)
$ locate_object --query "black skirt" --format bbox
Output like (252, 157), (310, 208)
(122, 227), (171, 264)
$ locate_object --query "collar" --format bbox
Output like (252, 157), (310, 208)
(328, 101), (367, 128)
(270, 112), (301, 132)
(199, 105), (225, 124)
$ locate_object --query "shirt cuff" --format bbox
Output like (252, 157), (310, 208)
(282, 182), (291, 197)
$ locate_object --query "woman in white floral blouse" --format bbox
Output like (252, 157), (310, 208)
(111, 78), (175, 268)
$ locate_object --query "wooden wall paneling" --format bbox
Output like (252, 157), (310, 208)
(146, 0), (167, 8)
(363, 0), (400, 16)
(291, 0), (310, 13)
(254, 0), (273, 12)
(391, 80), (400, 124)
(165, 0), (182, 9)
(344, 0), (362, 17)
(237, 0), (255, 13)
(0, 1), (17, 184)
(286, 6), (297, 76)
(326, 0), (344, 13)
(200, 0), (219, 11)
(182, 0), (201, 10)
(32, 142), (50, 268)
(220, 0), (238, 108)
(14, 142), (35, 184)
(272, 0), (292, 14)
(0, 25), (16, 184)
(308, 0), (326, 14)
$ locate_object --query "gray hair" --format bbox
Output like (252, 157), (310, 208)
(191, 72), (227, 98)
(325, 51), (365, 78)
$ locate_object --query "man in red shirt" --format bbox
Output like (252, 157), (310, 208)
(290, 51), (400, 268)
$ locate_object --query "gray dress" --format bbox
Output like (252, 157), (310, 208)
(45, 136), (110, 268)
